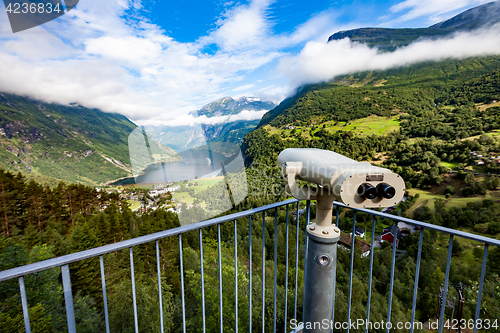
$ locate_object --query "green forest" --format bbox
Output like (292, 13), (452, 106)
(1, 165), (500, 332)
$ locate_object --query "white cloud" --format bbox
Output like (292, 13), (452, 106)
(210, 0), (272, 51)
(232, 83), (255, 92)
(0, 0), (293, 122)
(1, 0), (497, 125)
(137, 109), (268, 127)
(280, 24), (500, 87)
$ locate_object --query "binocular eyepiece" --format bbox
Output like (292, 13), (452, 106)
(278, 148), (405, 208)
(357, 183), (396, 200)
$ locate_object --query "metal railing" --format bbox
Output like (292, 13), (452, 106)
(1, 198), (499, 333)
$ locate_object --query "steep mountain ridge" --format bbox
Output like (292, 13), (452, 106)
(256, 56), (500, 130)
(257, 2), (500, 129)
(0, 93), (177, 185)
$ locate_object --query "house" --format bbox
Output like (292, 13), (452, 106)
(380, 225), (401, 247)
(397, 222), (418, 235)
(148, 185), (180, 196)
(292, 208), (306, 219)
(475, 160), (485, 165)
(350, 226), (365, 238)
(338, 233), (371, 257)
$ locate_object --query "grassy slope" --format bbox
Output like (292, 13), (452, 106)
(266, 114), (400, 139)
(0, 93), (136, 185)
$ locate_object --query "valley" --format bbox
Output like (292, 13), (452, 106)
(2, 2), (500, 331)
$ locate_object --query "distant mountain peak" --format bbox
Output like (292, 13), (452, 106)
(429, 1), (500, 30)
(195, 96), (276, 118)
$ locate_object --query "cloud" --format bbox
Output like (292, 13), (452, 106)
(210, 0), (272, 51)
(2, 0), (495, 124)
(0, 0), (298, 122)
(232, 83), (256, 92)
(137, 109), (269, 127)
(279, 24), (500, 87)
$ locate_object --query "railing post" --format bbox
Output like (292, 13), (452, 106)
(61, 264), (76, 333)
(303, 193), (341, 333)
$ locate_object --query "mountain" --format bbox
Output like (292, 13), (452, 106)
(255, 56), (500, 131)
(199, 96), (277, 143)
(0, 93), (178, 185)
(193, 96), (276, 118)
(245, 1), (500, 168)
(327, 1), (500, 51)
(258, 2), (500, 129)
(145, 96), (277, 153)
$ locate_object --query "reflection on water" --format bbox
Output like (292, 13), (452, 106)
(112, 148), (228, 185)
(124, 123), (249, 226)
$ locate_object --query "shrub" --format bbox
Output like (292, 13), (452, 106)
(444, 185), (455, 195)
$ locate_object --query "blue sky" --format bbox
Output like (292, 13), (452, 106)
(0, 0), (498, 124)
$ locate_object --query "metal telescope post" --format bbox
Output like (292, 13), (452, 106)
(283, 162), (340, 333)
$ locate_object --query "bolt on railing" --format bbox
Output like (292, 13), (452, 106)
(1, 198), (499, 333)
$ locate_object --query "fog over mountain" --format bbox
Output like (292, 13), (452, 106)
(280, 1), (500, 87)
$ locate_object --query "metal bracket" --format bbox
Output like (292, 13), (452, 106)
(283, 162), (340, 242)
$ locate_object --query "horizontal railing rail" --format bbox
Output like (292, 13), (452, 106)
(333, 202), (500, 247)
(1, 198), (499, 333)
(0, 198), (299, 282)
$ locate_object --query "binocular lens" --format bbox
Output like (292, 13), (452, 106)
(377, 183), (396, 199)
(357, 183), (378, 199)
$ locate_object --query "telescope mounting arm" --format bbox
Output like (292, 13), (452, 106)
(282, 162), (320, 200)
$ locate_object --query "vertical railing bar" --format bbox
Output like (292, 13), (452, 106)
(234, 220), (238, 333)
(331, 205), (339, 327)
(249, 216), (253, 333)
(294, 202), (300, 321)
(473, 243), (489, 333)
(347, 212), (356, 333)
(100, 256), (110, 333)
(262, 211), (266, 333)
(386, 222), (398, 333)
(130, 248), (139, 333)
(284, 205), (290, 333)
(273, 208), (278, 333)
(179, 234), (187, 333)
(61, 264), (76, 333)
(365, 216), (376, 333)
(410, 227), (424, 333)
(218, 224), (223, 333)
(156, 241), (164, 333)
(438, 235), (454, 333)
(200, 229), (206, 333)
(302, 200), (311, 323)
(19, 276), (31, 333)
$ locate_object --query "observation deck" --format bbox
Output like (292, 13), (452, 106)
(1, 199), (498, 333)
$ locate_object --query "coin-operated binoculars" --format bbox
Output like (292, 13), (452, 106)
(278, 148), (405, 332)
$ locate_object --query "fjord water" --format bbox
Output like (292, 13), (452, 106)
(112, 148), (228, 185)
